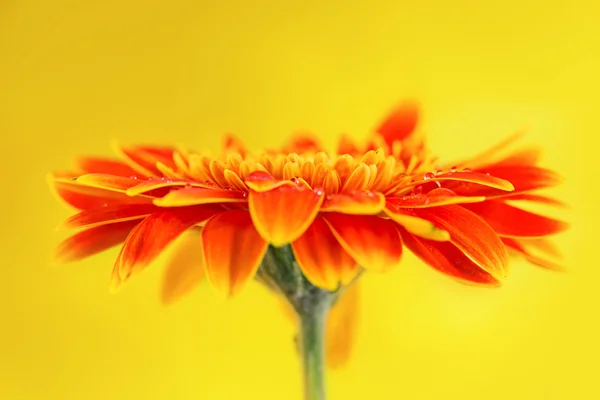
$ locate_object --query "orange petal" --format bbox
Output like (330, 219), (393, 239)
(112, 142), (176, 177)
(387, 188), (485, 208)
(202, 210), (269, 296)
(49, 174), (153, 210)
(245, 171), (295, 192)
(464, 200), (569, 238)
(501, 238), (565, 271)
(291, 217), (359, 291)
(77, 157), (140, 176)
(410, 205), (509, 279)
(75, 173), (141, 191)
(326, 282), (360, 369)
(64, 204), (159, 229)
(111, 206), (221, 290)
(383, 207), (450, 241)
(376, 100), (420, 144)
(399, 227), (500, 286)
(321, 192), (385, 215)
(411, 171), (515, 192)
(323, 213), (402, 271)
(126, 178), (215, 197)
(153, 187), (247, 207)
(55, 220), (140, 263)
(503, 193), (568, 207)
(161, 231), (205, 305)
(249, 185), (324, 247)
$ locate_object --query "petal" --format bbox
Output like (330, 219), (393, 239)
(126, 178), (215, 197)
(501, 238), (564, 271)
(463, 200), (569, 237)
(447, 129), (526, 169)
(245, 171), (295, 192)
(112, 142), (176, 177)
(55, 220), (140, 263)
(376, 100), (420, 144)
(249, 185), (324, 247)
(77, 157), (140, 176)
(111, 206), (221, 290)
(410, 205), (509, 279)
(291, 217), (359, 291)
(321, 191), (385, 215)
(161, 231), (205, 305)
(323, 213), (402, 271)
(49, 175), (153, 210)
(153, 187), (247, 207)
(326, 282), (360, 369)
(503, 193), (568, 207)
(202, 210), (269, 296)
(64, 204), (159, 229)
(399, 228), (500, 286)
(411, 171), (515, 192)
(386, 188), (485, 208)
(76, 173), (141, 191)
(383, 207), (450, 241)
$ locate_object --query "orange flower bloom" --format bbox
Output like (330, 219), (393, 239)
(49, 100), (568, 368)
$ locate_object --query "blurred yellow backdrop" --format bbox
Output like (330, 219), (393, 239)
(1, 1), (598, 399)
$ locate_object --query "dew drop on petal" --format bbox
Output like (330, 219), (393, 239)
(462, 168), (472, 172)
(449, 166), (458, 173)
(435, 170), (443, 175)
(423, 172), (435, 180)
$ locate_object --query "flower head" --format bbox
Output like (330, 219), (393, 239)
(49, 101), (568, 301)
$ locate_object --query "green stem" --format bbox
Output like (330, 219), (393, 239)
(298, 298), (330, 400)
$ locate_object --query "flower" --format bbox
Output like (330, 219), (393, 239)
(48, 100), (568, 370)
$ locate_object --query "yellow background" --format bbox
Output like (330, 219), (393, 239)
(1, 1), (597, 399)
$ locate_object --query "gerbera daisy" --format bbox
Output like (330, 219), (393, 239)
(48, 100), (567, 400)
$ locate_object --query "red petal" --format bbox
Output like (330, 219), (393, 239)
(154, 187), (247, 207)
(400, 228), (500, 286)
(111, 206), (221, 290)
(77, 157), (140, 177)
(64, 204), (159, 228)
(376, 101), (419, 144)
(49, 175), (153, 210)
(323, 214), (402, 271)
(387, 188), (485, 208)
(249, 185), (324, 247)
(410, 205), (509, 279)
(291, 217), (359, 290)
(202, 210), (269, 296)
(321, 191), (385, 214)
(464, 200), (569, 237)
(55, 220), (140, 262)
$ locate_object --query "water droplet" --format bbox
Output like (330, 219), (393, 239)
(435, 170), (443, 175)
(462, 168), (472, 172)
(291, 177), (300, 185)
(423, 172), (435, 180)
(485, 172), (491, 176)
(129, 175), (138, 180)
(315, 189), (324, 196)
(449, 166), (458, 173)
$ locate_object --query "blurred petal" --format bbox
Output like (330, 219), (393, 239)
(503, 193), (568, 207)
(77, 157), (139, 176)
(410, 205), (509, 279)
(64, 204), (159, 228)
(202, 210), (269, 296)
(387, 188), (485, 208)
(291, 217), (359, 291)
(162, 231), (205, 305)
(154, 187), (247, 207)
(376, 100), (419, 143)
(76, 173), (141, 191)
(112, 142), (176, 177)
(400, 228), (500, 286)
(321, 192), (385, 214)
(411, 171), (514, 192)
(324, 213), (402, 271)
(55, 220), (140, 263)
(111, 206), (221, 290)
(464, 200), (569, 237)
(326, 282), (360, 369)
(249, 185), (324, 247)
(126, 178), (214, 196)
(502, 238), (565, 271)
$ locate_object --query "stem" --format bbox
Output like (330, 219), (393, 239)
(298, 298), (330, 400)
